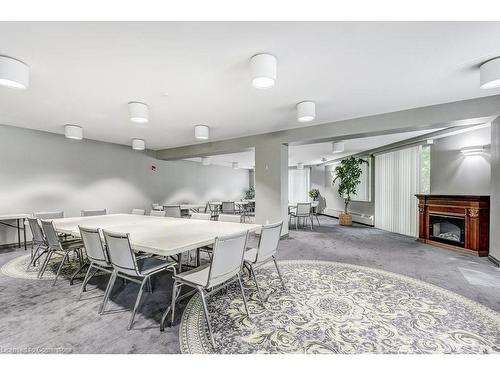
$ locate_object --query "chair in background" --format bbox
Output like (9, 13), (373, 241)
(150, 210), (166, 217)
(161, 231), (250, 348)
(39, 220), (84, 285)
(34, 211), (64, 220)
(221, 201), (236, 214)
(26, 218), (48, 271)
(131, 208), (145, 215)
(164, 205), (182, 218)
(151, 203), (163, 211)
(81, 209), (107, 217)
(243, 221), (285, 303)
(289, 203), (313, 230)
(102, 230), (177, 330)
(78, 226), (114, 310)
(218, 214), (242, 223)
(190, 213), (211, 220)
(207, 202), (220, 220)
(311, 204), (321, 227)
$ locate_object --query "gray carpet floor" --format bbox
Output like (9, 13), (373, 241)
(0, 216), (499, 354)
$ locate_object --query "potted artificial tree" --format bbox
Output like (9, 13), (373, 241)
(308, 188), (320, 201)
(332, 156), (368, 226)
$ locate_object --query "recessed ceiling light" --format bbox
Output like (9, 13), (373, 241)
(128, 102), (149, 123)
(332, 141), (345, 153)
(297, 101), (316, 122)
(0, 55), (29, 89)
(250, 53), (277, 89)
(232, 162), (239, 169)
(297, 162), (304, 170)
(201, 157), (210, 166)
(64, 125), (83, 140)
(195, 125), (210, 140)
(480, 57), (500, 89)
(132, 138), (145, 151)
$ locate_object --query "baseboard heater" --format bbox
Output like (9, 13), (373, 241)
(322, 208), (375, 226)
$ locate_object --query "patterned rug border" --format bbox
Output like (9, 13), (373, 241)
(1, 253), (68, 281)
(179, 259), (500, 354)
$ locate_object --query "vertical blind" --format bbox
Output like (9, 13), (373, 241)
(288, 167), (310, 203)
(374, 146), (420, 237)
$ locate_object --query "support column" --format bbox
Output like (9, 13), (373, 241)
(254, 142), (289, 235)
(489, 116), (500, 266)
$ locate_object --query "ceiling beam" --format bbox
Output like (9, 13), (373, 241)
(154, 95), (500, 160)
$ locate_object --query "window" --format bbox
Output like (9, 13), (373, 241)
(419, 145), (431, 194)
(288, 167), (310, 203)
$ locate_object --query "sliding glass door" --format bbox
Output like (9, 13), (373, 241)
(374, 146), (421, 237)
(288, 168), (310, 203)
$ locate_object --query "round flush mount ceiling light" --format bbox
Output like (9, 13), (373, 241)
(128, 102), (149, 123)
(250, 53), (277, 89)
(195, 125), (210, 140)
(480, 57), (500, 89)
(297, 162), (304, 170)
(64, 125), (83, 140)
(201, 157), (211, 166)
(297, 101), (316, 122)
(232, 162), (239, 169)
(332, 141), (345, 153)
(0, 55), (29, 89)
(132, 138), (145, 151)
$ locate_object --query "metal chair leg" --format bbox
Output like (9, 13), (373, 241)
(79, 264), (94, 299)
(237, 273), (250, 317)
(38, 250), (53, 279)
(199, 288), (216, 348)
(160, 280), (179, 331)
(52, 252), (69, 286)
(128, 277), (148, 330)
(249, 264), (264, 303)
(100, 270), (117, 314)
(272, 256), (286, 290)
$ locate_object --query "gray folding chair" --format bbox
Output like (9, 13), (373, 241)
(218, 214), (242, 223)
(131, 208), (145, 215)
(190, 213), (211, 220)
(244, 221), (285, 303)
(81, 209), (107, 217)
(221, 201), (236, 214)
(102, 230), (177, 330)
(207, 202), (219, 220)
(150, 210), (166, 217)
(164, 205), (181, 218)
(34, 211), (64, 220)
(289, 203), (313, 230)
(78, 226), (114, 311)
(161, 230), (250, 348)
(26, 218), (48, 271)
(39, 220), (84, 285)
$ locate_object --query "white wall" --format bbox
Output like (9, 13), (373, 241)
(430, 126), (491, 195)
(0, 125), (249, 245)
(489, 118), (500, 264)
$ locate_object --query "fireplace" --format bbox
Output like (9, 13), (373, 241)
(428, 214), (465, 247)
(415, 195), (489, 257)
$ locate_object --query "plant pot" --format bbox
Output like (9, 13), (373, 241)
(339, 212), (352, 226)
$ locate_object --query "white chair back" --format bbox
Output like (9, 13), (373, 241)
(131, 208), (145, 215)
(27, 217), (45, 245)
(150, 210), (166, 217)
(207, 231), (248, 288)
(256, 221), (283, 262)
(152, 203), (163, 211)
(190, 213), (211, 220)
(221, 201), (235, 213)
(102, 230), (138, 277)
(164, 205), (181, 218)
(40, 220), (61, 250)
(79, 226), (110, 267)
(34, 211), (64, 220)
(218, 214), (241, 223)
(81, 209), (107, 217)
(296, 203), (311, 216)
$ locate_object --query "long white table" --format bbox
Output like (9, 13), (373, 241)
(0, 213), (31, 250)
(51, 214), (261, 258)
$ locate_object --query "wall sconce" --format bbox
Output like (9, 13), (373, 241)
(460, 146), (485, 156)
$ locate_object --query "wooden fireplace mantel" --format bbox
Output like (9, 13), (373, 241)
(415, 194), (490, 257)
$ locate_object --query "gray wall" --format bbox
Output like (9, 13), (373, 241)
(430, 126), (491, 195)
(0, 125), (249, 245)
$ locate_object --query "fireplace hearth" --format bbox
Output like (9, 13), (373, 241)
(415, 195), (489, 257)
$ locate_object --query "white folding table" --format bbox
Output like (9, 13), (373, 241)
(51, 214), (261, 257)
(0, 213), (31, 250)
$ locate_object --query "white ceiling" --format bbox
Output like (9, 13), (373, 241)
(1, 22), (500, 150)
(186, 128), (440, 168)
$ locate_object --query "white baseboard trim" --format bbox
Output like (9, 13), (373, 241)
(323, 208), (375, 226)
